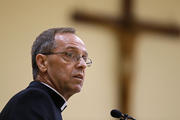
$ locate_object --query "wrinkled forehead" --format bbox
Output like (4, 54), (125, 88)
(54, 33), (87, 54)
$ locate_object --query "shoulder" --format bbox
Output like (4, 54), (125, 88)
(0, 87), (59, 120)
(9, 88), (52, 107)
(18, 87), (51, 99)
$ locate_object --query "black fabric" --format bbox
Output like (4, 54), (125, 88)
(0, 81), (65, 120)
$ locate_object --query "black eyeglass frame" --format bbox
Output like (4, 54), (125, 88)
(40, 51), (92, 67)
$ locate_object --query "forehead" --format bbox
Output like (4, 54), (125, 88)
(54, 33), (87, 53)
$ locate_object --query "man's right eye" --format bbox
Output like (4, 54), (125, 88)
(64, 52), (73, 58)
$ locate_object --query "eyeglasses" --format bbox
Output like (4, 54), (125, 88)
(41, 51), (92, 67)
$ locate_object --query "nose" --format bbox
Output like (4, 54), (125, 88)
(75, 57), (87, 70)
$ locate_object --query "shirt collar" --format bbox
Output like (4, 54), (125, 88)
(40, 82), (67, 112)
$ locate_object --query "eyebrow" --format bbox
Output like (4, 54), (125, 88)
(65, 46), (88, 56)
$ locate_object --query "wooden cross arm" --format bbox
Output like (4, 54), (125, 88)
(135, 21), (180, 37)
(72, 11), (180, 37)
(72, 11), (121, 27)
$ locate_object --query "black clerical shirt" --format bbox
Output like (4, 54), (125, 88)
(0, 81), (67, 120)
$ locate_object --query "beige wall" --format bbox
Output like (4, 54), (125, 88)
(132, 0), (180, 119)
(0, 0), (180, 120)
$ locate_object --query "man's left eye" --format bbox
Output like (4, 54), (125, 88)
(82, 56), (87, 61)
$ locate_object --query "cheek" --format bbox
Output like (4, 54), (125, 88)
(48, 62), (73, 81)
(47, 57), (75, 83)
(57, 68), (71, 81)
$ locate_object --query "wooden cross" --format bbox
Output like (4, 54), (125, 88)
(71, 0), (180, 113)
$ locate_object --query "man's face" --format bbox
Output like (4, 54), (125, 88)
(46, 33), (87, 99)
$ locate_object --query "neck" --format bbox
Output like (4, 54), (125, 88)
(35, 73), (72, 101)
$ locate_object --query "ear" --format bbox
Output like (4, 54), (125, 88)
(36, 54), (48, 73)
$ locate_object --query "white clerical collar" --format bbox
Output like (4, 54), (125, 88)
(40, 82), (67, 111)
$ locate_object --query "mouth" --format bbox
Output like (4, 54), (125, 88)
(72, 74), (84, 80)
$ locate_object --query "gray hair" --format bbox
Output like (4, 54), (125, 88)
(31, 27), (75, 80)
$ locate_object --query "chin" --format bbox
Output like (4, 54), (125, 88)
(73, 85), (82, 93)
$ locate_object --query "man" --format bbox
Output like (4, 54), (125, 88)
(0, 27), (92, 120)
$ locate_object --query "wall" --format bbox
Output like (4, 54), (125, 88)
(0, 0), (179, 120)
